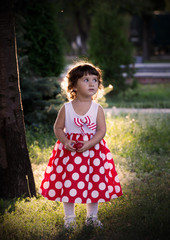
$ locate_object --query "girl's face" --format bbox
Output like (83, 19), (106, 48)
(74, 74), (99, 99)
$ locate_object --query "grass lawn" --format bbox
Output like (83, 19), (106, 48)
(106, 83), (170, 108)
(0, 113), (170, 240)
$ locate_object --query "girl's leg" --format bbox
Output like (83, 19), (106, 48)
(63, 202), (75, 227)
(86, 202), (103, 227)
(86, 202), (98, 217)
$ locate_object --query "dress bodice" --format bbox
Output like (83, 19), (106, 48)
(64, 101), (99, 134)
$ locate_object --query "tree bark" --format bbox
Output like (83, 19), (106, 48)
(0, 0), (36, 198)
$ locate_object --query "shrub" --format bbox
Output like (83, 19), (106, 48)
(23, 1), (65, 77)
(89, 4), (134, 93)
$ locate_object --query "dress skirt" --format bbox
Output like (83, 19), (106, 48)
(39, 133), (123, 203)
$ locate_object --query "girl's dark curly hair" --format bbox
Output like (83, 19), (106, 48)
(62, 61), (104, 100)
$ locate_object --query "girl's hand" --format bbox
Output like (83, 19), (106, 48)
(64, 140), (76, 152)
(76, 141), (92, 152)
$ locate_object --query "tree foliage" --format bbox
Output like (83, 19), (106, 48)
(89, 5), (134, 93)
(19, 56), (65, 126)
(23, 1), (65, 77)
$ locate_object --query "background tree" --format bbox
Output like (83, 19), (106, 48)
(23, 0), (65, 77)
(0, 0), (36, 198)
(14, 0), (66, 125)
(89, 4), (134, 93)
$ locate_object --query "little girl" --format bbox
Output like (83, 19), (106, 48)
(39, 62), (122, 228)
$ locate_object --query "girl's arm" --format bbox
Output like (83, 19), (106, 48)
(77, 105), (106, 152)
(53, 105), (76, 151)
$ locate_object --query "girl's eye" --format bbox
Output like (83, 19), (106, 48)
(93, 79), (98, 82)
(84, 79), (88, 82)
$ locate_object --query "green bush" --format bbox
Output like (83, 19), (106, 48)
(89, 4), (134, 93)
(18, 53), (66, 126)
(24, 1), (65, 77)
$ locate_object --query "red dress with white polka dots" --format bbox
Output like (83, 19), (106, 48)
(39, 101), (122, 203)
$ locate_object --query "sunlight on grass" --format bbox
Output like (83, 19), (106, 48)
(1, 113), (169, 240)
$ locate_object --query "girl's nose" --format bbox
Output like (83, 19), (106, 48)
(89, 80), (94, 86)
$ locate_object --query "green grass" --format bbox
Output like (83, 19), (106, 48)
(106, 83), (170, 108)
(0, 113), (170, 240)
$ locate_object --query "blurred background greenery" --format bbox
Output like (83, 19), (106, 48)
(14, 0), (170, 126)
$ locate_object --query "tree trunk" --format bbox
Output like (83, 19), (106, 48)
(142, 14), (151, 61)
(0, 0), (36, 198)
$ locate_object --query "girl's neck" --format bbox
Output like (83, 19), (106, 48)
(75, 95), (92, 103)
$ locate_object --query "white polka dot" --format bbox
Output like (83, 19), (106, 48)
(89, 166), (93, 174)
(109, 163), (113, 170)
(105, 191), (110, 198)
(67, 164), (74, 172)
(76, 135), (80, 140)
(63, 156), (69, 165)
(46, 166), (53, 174)
(90, 150), (95, 158)
(49, 189), (56, 197)
(80, 165), (87, 173)
(104, 162), (109, 169)
(59, 143), (63, 150)
(55, 181), (63, 189)
(93, 158), (100, 166)
(105, 176), (108, 182)
(54, 143), (59, 150)
(94, 144), (99, 150)
(72, 173), (79, 180)
(100, 151), (105, 160)
(108, 185), (113, 193)
(92, 190), (99, 198)
(99, 166), (105, 174)
(83, 135), (88, 141)
(107, 152), (112, 160)
(61, 189), (64, 195)
(105, 144), (109, 149)
(115, 176), (120, 183)
(43, 181), (49, 189)
(74, 156), (82, 164)
(55, 197), (60, 201)
(83, 150), (89, 157)
(78, 181), (85, 189)
(64, 180), (71, 188)
(88, 182), (93, 190)
(109, 171), (113, 178)
(85, 174), (89, 182)
(56, 166), (63, 173)
(100, 140), (104, 145)
(99, 182), (106, 190)
(54, 158), (59, 166)
(98, 199), (105, 202)
(71, 151), (76, 156)
(92, 174), (100, 182)
(115, 185), (121, 193)
(75, 198), (82, 203)
(83, 190), (88, 198)
(62, 196), (69, 202)
(50, 174), (56, 181)
(59, 150), (64, 157)
(86, 198), (91, 203)
(62, 172), (66, 180)
(111, 194), (118, 199)
(70, 189), (77, 197)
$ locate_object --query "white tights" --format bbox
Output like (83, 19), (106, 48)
(63, 202), (98, 223)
